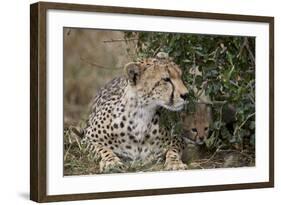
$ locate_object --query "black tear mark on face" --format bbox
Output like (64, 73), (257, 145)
(164, 78), (174, 105)
(132, 71), (137, 85)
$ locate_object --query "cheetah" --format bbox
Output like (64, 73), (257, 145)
(180, 103), (212, 163)
(81, 53), (189, 173)
(181, 103), (212, 145)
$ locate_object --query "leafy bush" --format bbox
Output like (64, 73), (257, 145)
(125, 32), (255, 151)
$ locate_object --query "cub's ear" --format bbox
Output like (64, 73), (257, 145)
(124, 62), (142, 85)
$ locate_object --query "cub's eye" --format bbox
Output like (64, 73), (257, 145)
(162, 77), (170, 82)
(204, 127), (209, 131)
(191, 128), (197, 132)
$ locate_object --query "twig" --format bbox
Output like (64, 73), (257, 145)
(195, 88), (204, 99)
(238, 112), (255, 130)
(249, 94), (255, 104)
(103, 38), (138, 43)
(64, 143), (72, 161)
(195, 100), (227, 106)
(74, 135), (82, 151)
(195, 145), (223, 165)
(237, 37), (255, 65)
(66, 29), (71, 36)
(237, 37), (248, 58)
(152, 46), (162, 57)
(80, 56), (122, 70)
(80, 56), (109, 69)
(189, 162), (205, 169)
(245, 39), (256, 65)
(217, 149), (254, 161)
(233, 112), (256, 136)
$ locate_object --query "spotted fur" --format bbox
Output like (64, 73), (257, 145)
(82, 54), (189, 173)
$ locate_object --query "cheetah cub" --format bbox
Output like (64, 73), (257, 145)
(180, 103), (212, 163)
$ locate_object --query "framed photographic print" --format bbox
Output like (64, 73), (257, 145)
(30, 1), (274, 202)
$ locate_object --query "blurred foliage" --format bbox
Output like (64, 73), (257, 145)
(125, 32), (255, 151)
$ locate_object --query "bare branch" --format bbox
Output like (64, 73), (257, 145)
(237, 37), (255, 65)
(233, 112), (256, 136)
(103, 38), (138, 43)
(80, 56), (122, 70)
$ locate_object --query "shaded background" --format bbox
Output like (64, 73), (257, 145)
(63, 28), (136, 127)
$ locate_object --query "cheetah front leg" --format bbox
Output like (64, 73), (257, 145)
(158, 129), (187, 171)
(164, 147), (188, 171)
(94, 145), (126, 173)
(163, 135), (187, 171)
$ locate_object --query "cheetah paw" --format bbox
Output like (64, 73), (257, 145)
(164, 161), (188, 171)
(99, 157), (127, 173)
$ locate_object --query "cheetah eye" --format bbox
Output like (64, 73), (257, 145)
(191, 128), (197, 133)
(162, 77), (170, 82)
(204, 127), (209, 131)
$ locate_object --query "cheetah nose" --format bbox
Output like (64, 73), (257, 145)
(180, 93), (188, 101)
(199, 136), (204, 141)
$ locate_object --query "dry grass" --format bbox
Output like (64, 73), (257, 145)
(63, 127), (166, 175)
(64, 127), (255, 176)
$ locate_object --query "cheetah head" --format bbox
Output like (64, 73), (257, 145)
(124, 53), (188, 111)
(181, 104), (212, 145)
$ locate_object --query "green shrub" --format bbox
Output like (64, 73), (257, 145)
(125, 32), (255, 151)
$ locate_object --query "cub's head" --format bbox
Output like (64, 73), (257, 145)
(181, 104), (212, 145)
(124, 53), (188, 111)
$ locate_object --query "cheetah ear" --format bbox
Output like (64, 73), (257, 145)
(124, 62), (142, 85)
